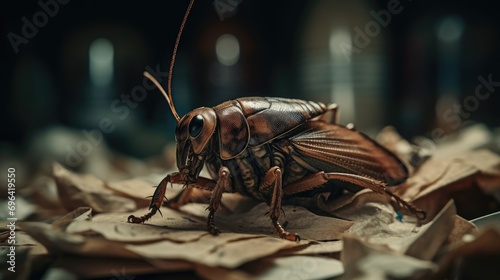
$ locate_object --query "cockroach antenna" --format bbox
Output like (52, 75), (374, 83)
(143, 0), (195, 123)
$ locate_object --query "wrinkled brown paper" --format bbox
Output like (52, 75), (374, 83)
(2, 128), (500, 279)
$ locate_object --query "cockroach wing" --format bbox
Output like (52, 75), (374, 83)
(286, 121), (408, 185)
(236, 97), (328, 146)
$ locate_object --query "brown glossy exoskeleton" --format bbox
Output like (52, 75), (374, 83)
(128, 0), (425, 241)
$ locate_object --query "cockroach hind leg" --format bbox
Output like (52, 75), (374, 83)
(416, 209), (427, 220)
(383, 188), (427, 222)
(272, 218), (300, 242)
(280, 230), (301, 242)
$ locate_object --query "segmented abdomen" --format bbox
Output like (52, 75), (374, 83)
(205, 143), (310, 201)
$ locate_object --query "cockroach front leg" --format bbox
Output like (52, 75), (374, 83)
(127, 173), (183, 223)
(260, 166), (300, 241)
(206, 167), (232, 235)
(166, 176), (218, 209)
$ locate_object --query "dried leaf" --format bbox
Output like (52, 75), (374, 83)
(334, 198), (472, 263)
(126, 234), (301, 268)
(319, 189), (391, 220)
(96, 205), (205, 226)
(50, 255), (193, 278)
(19, 222), (85, 253)
(410, 150), (500, 199)
(105, 178), (155, 205)
(340, 235), (437, 280)
(51, 207), (92, 230)
(403, 200), (457, 260)
(52, 163), (136, 213)
(15, 127), (500, 279)
(289, 240), (343, 256)
(18, 175), (66, 220)
(20, 222), (139, 259)
(331, 192), (420, 253)
(433, 124), (493, 159)
(105, 178), (184, 208)
(214, 203), (353, 241)
(127, 201), (353, 241)
(446, 215), (478, 244)
(67, 220), (208, 243)
(195, 255), (344, 280)
(396, 150), (500, 222)
(244, 255), (343, 280)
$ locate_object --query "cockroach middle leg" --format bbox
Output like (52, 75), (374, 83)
(206, 167), (232, 235)
(260, 166), (300, 241)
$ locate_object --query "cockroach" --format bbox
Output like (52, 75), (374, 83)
(128, 0), (425, 241)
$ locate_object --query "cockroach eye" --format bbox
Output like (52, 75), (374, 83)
(189, 114), (204, 138)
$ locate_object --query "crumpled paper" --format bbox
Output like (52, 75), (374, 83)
(52, 163), (137, 213)
(2, 126), (500, 279)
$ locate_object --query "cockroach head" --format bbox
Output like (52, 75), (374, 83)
(175, 108), (217, 177)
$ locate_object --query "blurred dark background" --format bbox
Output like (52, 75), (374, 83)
(1, 0), (500, 174)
